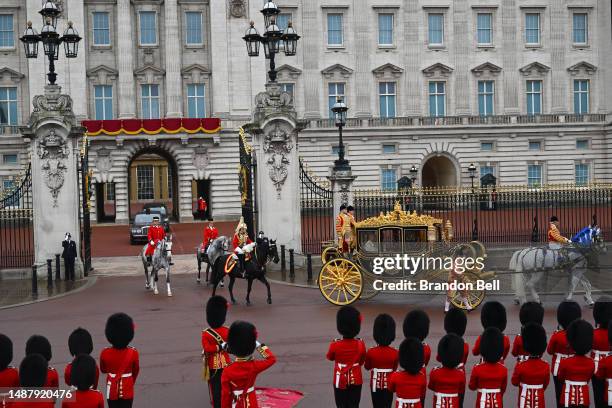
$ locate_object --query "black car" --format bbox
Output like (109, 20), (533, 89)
(130, 213), (157, 245)
(140, 203), (171, 232)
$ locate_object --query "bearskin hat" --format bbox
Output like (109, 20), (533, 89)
(593, 296), (612, 328)
(68, 328), (93, 357)
(399, 337), (424, 375)
(337, 306), (361, 339)
(480, 327), (504, 363)
(444, 307), (467, 337)
(373, 314), (396, 346)
(557, 301), (582, 330)
(19, 354), (47, 387)
(437, 334), (464, 369)
(206, 296), (229, 329)
(70, 354), (97, 391)
(403, 310), (430, 341)
(25, 335), (52, 362)
(105, 313), (134, 349)
(480, 301), (507, 332)
(0, 334), (13, 371)
(608, 320), (612, 346)
(567, 319), (593, 356)
(227, 321), (257, 358)
(519, 302), (545, 326)
(521, 323), (547, 357)
(339, 204), (347, 211)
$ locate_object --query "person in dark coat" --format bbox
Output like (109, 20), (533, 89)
(62, 232), (78, 280)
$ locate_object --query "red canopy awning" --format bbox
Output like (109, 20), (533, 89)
(82, 118), (222, 136)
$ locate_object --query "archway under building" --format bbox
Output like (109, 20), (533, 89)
(421, 155), (458, 188)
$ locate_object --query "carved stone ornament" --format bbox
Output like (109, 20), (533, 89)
(253, 82), (295, 124)
(193, 146), (210, 170)
(29, 85), (76, 128)
(229, 0), (246, 18)
(95, 148), (112, 177)
(263, 125), (293, 198)
(37, 129), (70, 207)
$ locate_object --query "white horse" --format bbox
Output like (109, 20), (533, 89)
(141, 235), (174, 296)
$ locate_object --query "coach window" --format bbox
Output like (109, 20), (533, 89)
(404, 228), (428, 254)
(380, 228), (402, 254)
(359, 230), (379, 254)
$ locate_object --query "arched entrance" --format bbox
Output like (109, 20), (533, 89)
(421, 155), (458, 188)
(127, 148), (179, 221)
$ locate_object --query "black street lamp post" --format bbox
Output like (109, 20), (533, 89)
(468, 162), (477, 192)
(467, 162), (478, 240)
(409, 165), (418, 189)
(331, 97), (350, 172)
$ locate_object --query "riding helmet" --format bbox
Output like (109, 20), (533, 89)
(206, 295), (229, 329)
(519, 301), (545, 326)
(521, 323), (547, 357)
(19, 354), (48, 387)
(105, 313), (135, 349)
(437, 334), (464, 369)
(556, 300), (582, 329)
(567, 319), (593, 356)
(403, 310), (430, 342)
(399, 337), (424, 375)
(373, 314), (396, 347)
(70, 354), (97, 391)
(480, 301), (507, 332)
(444, 307), (467, 337)
(68, 327), (94, 357)
(227, 321), (257, 358)
(337, 306), (361, 339)
(25, 335), (52, 362)
(480, 327), (504, 363)
(0, 334), (13, 370)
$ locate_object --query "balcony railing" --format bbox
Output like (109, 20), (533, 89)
(0, 125), (20, 135)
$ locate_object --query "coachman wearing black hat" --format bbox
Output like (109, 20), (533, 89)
(429, 334), (466, 408)
(511, 323), (550, 408)
(469, 327), (508, 408)
(558, 319), (595, 408)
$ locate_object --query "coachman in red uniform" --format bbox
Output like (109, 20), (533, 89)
(592, 297), (612, 408)
(221, 321), (276, 408)
(548, 301), (582, 407)
(12, 354), (54, 408)
(327, 305), (367, 408)
(469, 327), (508, 408)
(558, 319), (595, 408)
(594, 320), (612, 407)
(429, 333), (466, 408)
(25, 335), (58, 388)
(202, 296), (231, 408)
(365, 314), (399, 408)
(145, 216), (166, 263)
(403, 310), (432, 369)
(0, 334), (18, 408)
(472, 302), (510, 362)
(511, 323), (550, 408)
(62, 355), (104, 408)
(100, 313), (140, 408)
(511, 302), (544, 363)
(64, 327), (100, 389)
(389, 338), (426, 408)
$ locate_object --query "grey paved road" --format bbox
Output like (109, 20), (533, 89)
(0, 275), (596, 407)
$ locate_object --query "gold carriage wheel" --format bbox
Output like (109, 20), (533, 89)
(359, 269), (380, 300)
(319, 258), (363, 306)
(449, 271), (486, 311)
(321, 246), (339, 264)
(470, 241), (488, 260)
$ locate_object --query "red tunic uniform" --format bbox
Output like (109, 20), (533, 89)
(0, 367), (19, 408)
(469, 362), (508, 408)
(202, 327), (231, 371)
(145, 225), (166, 256)
(423, 343), (431, 368)
(511, 357), (550, 408)
(595, 355), (612, 405)
(557, 355), (594, 407)
(64, 361), (100, 389)
(220, 346), (276, 408)
(327, 338), (367, 389)
(99, 347), (140, 401)
(11, 400), (54, 408)
(511, 335), (528, 362)
(591, 327), (610, 372)
(198, 198), (208, 212)
(473, 335), (511, 361)
(232, 234), (253, 250)
(429, 366), (466, 408)
(547, 330), (574, 377)
(204, 227), (220, 247)
(61, 389), (105, 408)
(364, 345), (399, 393)
(436, 342), (470, 369)
(44, 367), (59, 388)
(388, 370), (427, 408)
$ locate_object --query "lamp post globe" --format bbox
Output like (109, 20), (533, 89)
(331, 97), (350, 171)
(61, 21), (81, 58)
(242, 21), (261, 57)
(282, 22), (300, 56)
(261, 0), (280, 28)
(20, 21), (40, 58)
(40, 0), (61, 29)
(409, 165), (418, 185)
(331, 97), (348, 127)
(468, 163), (477, 190)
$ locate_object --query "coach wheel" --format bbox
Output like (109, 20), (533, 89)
(359, 270), (380, 301)
(470, 241), (487, 261)
(319, 258), (363, 306)
(449, 270), (486, 311)
(321, 246), (339, 264)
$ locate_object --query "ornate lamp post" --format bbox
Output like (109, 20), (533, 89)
(20, 1), (81, 85)
(467, 162), (478, 240)
(468, 162), (477, 191)
(409, 165), (418, 188)
(331, 97), (350, 172)
(242, 1), (300, 83)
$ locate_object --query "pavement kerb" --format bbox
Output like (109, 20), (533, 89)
(0, 276), (98, 310)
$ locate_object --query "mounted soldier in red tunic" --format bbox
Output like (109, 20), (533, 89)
(145, 216), (166, 265)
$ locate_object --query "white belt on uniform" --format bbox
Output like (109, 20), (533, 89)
(519, 384), (543, 408)
(607, 378), (612, 406)
(106, 373), (132, 400)
(434, 392), (459, 408)
(553, 353), (573, 376)
(478, 388), (501, 408)
(232, 386), (255, 408)
(594, 350), (610, 372)
(564, 380), (587, 408)
(371, 368), (393, 392)
(335, 363), (359, 389)
(397, 397), (421, 407)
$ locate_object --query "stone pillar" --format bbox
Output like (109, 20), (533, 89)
(21, 85), (84, 278)
(453, 0), (470, 115)
(117, 0), (136, 119)
(353, 0), (371, 118)
(164, 0), (183, 117)
(501, 0), (520, 114)
(549, 2), (567, 113)
(302, 1), (321, 119)
(329, 170), (356, 222)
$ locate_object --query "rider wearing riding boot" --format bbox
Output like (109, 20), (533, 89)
(145, 216), (166, 266)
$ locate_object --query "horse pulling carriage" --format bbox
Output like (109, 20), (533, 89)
(318, 202), (493, 308)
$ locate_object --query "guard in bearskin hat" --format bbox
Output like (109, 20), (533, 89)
(0, 334), (18, 408)
(429, 334), (466, 408)
(202, 295), (231, 408)
(403, 310), (431, 368)
(469, 327), (508, 408)
(365, 314), (398, 408)
(12, 354), (54, 408)
(439, 308), (469, 369)
(511, 323), (550, 408)
(388, 338), (426, 408)
(25, 335), (58, 388)
(548, 300), (581, 406)
(595, 320), (612, 407)
(221, 321), (276, 408)
(327, 305), (366, 408)
(100, 313), (140, 408)
(64, 327), (99, 389)
(472, 301), (510, 361)
(511, 302), (544, 362)
(558, 319), (595, 408)
(592, 296), (612, 407)
(61, 355), (104, 408)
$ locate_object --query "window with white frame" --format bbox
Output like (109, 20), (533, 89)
(576, 139), (589, 149)
(3, 154), (17, 165)
(476, 13), (492, 45)
(92, 12), (110, 46)
(428, 13), (444, 46)
(381, 168), (397, 191)
(481, 142), (494, 151)
(529, 140), (542, 151)
(378, 13), (394, 46)
(525, 13), (540, 45)
(429, 81), (446, 117)
(573, 79), (589, 114)
(2, 178), (14, 191)
(382, 144), (396, 154)
(0, 14), (14, 48)
(478, 80), (494, 116)
(280, 83), (294, 100)
(185, 11), (203, 45)
(331, 145), (340, 155)
(141, 84), (160, 119)
(379, 82), (396, 118)
(94, 85), (113, 120)
(139, 11), (157, 45)
(187, 84), (206, 118)
(527, 164), (542, 186)
(526, 80), (542, 115)
(0, 87), (18, 125)
(276, 13), (291, 32)
(575, 163), (589, 185)
(137, 165), (154, 200)
(105, 183), (115, 201)
(480, 165), (494, 178)
(328, 82), (345, 118)
(327, 13), (343, 46)
(572, 13), (588, 45)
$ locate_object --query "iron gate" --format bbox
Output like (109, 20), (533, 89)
(238, 128), (257, 238)
(300, 159), (334, 254)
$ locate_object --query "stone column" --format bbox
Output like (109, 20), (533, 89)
(164, 0), (183, 117)
(501, 0), (520, 114)
(117, 0), (136, 118)
(453, 0), (470, 115)
(21, 85), (84, 278)
(549, 2), (567, 113)
(328, 169), (356, 223)
(403, 0), (421, 115)
(302, 1), (321, 119)
(353, 0), (371, 118)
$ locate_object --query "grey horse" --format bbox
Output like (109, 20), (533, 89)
(141, 235), (174, 296)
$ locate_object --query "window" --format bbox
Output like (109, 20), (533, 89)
(429, 81), (446, 117)
(185, 11), (203, 45)
(480, 165), (494, 178)
(137, 165), (154, 200)
(328, 82), (345, 118)
(0, 14), (14, 48)
(575, 163), (589, 186)
(327, 14), (343, 46)
(92, 12), (110, 46)
(3, 154), (17, 165)
(576, 139), (589, 149)
(187, 84), (206, 118)
(378, 14), (393, 46)
(526, 80), (542, 115)
(379, 82), (396, 118)
(573, 79), (589, 114)
(141, 84), (160, 119)
(428, 14), (444, 45)
(280, 83), (294, 100)
(481, 142), (494, 151)
(276, 13), (291, 32)
(331, 146), (340, 155)
(139, 11), (157, 45)
(0, 87), (18, 125)
(167, 167), (173, 198)
(2, 178), (14, 191)
(105, 183), (115, 201)
(573, 13), (588, 44)
(528, 164), (542, 187)
(529, 141), (542, 151)
(382, 144), (396, 154)
(477, 13), (492, 45)
(525, 13), (540, 45)
(478, 80), (494, 116)
(381, 168), (397, 191)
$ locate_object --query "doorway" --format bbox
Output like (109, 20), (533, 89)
(95, 182), (116, 222)
(192, 179), (211, 219)
(421, 155), (458, 188)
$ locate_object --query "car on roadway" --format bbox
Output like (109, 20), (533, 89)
(130, 213), (157, 245)
(139, 203), (171, 232)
